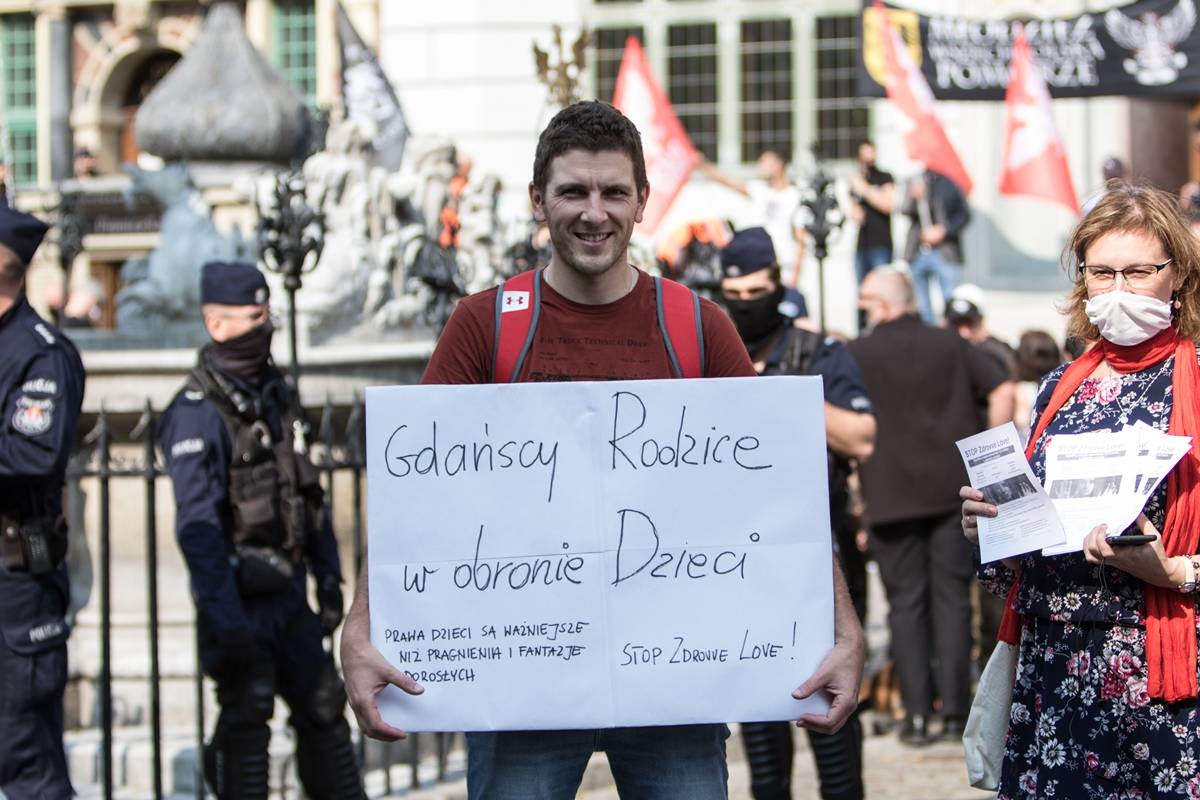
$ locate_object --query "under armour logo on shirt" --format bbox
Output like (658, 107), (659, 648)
(501, 291), (530, 312)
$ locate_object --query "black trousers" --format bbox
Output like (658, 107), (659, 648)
(869, 511), (974, 719)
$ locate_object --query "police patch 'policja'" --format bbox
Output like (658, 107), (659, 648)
(171, 437), (205, 458)
(21, 377), (58, 395)
(12, 395), (54, 436)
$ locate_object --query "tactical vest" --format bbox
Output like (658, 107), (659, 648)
(188, 364), (324, 563)
(769, 327), (854, 538)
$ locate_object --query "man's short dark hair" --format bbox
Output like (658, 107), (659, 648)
(532, 101), (647, 194)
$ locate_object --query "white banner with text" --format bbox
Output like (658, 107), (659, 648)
(366, 376), (834, 731)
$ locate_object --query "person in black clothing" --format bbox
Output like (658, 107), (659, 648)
(720, 227), (874, 800)
(848, 141), (895, 286)
(0, 206), (85, 800)
(849, 267), (1008, 746)
(159, 261), (363, 800)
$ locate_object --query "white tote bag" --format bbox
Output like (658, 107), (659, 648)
(963, 640), (1017, 791)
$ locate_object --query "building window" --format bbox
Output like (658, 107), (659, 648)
(740, 18), (792, 163)
(667, 23), (718, 162)
(0, 13), (37, 186)
(274, 0), (317, 105)
(814, 15), (870, 161)
(594, 27), (644, 103)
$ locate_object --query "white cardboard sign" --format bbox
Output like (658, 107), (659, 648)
(366, 376), (834, 732)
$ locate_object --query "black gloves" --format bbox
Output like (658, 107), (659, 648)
(317, 574), (344, 636)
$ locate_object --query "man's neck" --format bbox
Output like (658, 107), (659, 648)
(768, 175), (790, 191)
(543, 260), (637, 305)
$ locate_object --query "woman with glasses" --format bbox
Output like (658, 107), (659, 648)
(960, 183), (1200, 798)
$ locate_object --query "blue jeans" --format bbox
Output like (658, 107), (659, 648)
(854, 246), (892, 284)
(466, 724), (730, 799)
(909, 248), (962, 323)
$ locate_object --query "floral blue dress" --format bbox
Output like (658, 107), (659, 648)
(979, 351), (1200, 799)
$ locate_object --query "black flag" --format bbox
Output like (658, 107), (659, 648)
(336, 1), (408, 168)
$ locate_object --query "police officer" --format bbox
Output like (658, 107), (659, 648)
(720, 227), (874, 800)
(0, 207), (85, 799)
(160, 261), (363, 800)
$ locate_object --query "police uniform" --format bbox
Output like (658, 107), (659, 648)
(721, 227), (870, 800)
(159, 262), (363, 800)
(0, 209), (85, 800)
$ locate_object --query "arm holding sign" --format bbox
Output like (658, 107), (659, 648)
(341, 560), (424, 741)
(794, 559), (864, 734)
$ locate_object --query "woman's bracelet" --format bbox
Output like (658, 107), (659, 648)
(1177, 555), (1200, 594)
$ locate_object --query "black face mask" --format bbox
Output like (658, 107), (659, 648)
(207, 320), (274, 382)
(726, 285), (786, 348)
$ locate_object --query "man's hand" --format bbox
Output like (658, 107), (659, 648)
(795, 560), (865, 734)
(920, 224), (946, 246)
(793, 635), (864, 735)
(340, 576), (424, 741)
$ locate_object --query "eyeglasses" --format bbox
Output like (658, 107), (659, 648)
(1080, 259), (1172, 287)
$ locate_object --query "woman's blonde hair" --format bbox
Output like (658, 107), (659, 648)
(1061, 181), (1200, 342)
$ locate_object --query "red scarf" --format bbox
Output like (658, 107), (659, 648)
(998, 327), (1200, 701)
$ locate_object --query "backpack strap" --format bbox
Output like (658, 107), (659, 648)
(654, 276), (704, 379)
(492, 268), (542, 383)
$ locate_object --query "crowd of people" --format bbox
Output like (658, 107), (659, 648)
(3, 99), (1199, 800)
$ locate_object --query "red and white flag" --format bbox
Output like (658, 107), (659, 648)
(611, 37), (699, 233)
(874, 2), (972, 194)
(999, 27), (1079, 214)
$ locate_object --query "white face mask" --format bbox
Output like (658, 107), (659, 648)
(1084, 290), (1173, 346)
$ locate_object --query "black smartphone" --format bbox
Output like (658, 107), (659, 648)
(1106, 533), (1158, 546)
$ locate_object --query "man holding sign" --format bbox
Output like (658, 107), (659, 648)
(341, 101), (864, 797)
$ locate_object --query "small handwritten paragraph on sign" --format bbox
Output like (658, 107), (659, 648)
(366, 376), (834, 731)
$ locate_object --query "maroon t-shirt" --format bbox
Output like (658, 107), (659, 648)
(422, 269), (754, 384)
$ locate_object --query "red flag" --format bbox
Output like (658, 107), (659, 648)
(999, 27), (1079, 214)
(611, 37), (699, 233)
(873, 2), (972, 194)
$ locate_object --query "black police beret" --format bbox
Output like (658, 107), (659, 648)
(0, 206), (48, 265)
(720, 227), (776, 277)
(200, 261), (270, 306)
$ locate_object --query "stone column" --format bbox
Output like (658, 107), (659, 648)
(45, 6), (74, 182)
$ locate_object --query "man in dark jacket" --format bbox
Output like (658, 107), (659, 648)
(848, 267), (1007, 746)
(902, 168), (970, 324)
(160, 261), (363, 800)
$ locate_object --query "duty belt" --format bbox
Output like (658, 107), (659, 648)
(0, 513), (62, 574)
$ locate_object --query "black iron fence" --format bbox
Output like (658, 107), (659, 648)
(65, 396), (460, 800)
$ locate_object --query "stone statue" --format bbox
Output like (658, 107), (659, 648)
(115, 163), (255, 335)
(286, 113), (506, 339)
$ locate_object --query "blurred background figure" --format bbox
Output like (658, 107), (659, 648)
(72, 147), (98, 179)
(1012, 329), (1063, 438)
(699, 149), (806, 289)
(943, 284), (1017, 381)
(849, 267), (1008, 746)
(901, 168), (971, 324)
(847, 140), (895, 287)
(61, 279), (103, 329)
